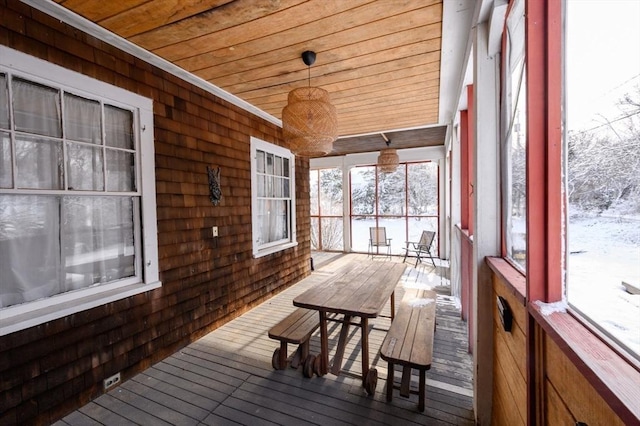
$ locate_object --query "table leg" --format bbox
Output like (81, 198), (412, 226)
(318, 311), (329, 376)
(330, 314), (352, 375)
(361, 316), (369, 386)
(390, 290), (395, 321)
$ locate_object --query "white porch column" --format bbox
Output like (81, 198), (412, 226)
(472, 21), (501, 425)
(342, 162), (352, 252)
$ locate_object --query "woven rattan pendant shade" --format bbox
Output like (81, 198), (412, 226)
(282, 86), (338, 157)
(378, 148), (399, 173)
(282, 51), (338, 157)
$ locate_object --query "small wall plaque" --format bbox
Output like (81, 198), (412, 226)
(497, 296), (512, 332)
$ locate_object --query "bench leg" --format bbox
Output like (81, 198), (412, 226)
(400, 365), (412, 397)
(418, 369), (426, 412)
(278, 341), (288, 369)
(290, 339), (309, 369)
(386, 362), (394, 402)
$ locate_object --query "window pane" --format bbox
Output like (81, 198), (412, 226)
(66, 142), (104, 191)
(283, 157), (290, 177)
(503, 0), (527, 271)
(508, 66), (527, 269)
(257, 174), (265, 197)
(0, 195), (61, 307)
(256, 199), (288, 244)
(266, 153), (274, 175)
(310, 217), (319, 250)
(275, 156), (282, 176)
(15, 134), (63, 189)
(12, 78), (61, 137)
(351, 166), (375, 215)
(106, 149), (135, 192)
(319, 168), (342, 216)
(377, 166), (406, 215)
(321, 217), (343, 251)
(1, 131), (12, 188)
(105, 105), (133, 149)
(64, 93), (101, 144)
(408, 216), (438, 257)
(351, 216), (375, 252)
(257, 150), (265, 173)
(408, 163), (438, 216)
(0, 74), (9, 129)
(310, 170), (319, 215)
(63, 196), (135, 291)
(565, 1), (640, 357)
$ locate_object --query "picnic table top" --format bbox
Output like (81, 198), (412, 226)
(293, 261), (406, 317)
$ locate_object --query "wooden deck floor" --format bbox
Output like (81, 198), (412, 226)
(55, 254), (474, 426)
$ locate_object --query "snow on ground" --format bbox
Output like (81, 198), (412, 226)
(568, 214), (640, 356)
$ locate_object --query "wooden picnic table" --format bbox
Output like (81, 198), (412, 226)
(293, 261), (406, 394)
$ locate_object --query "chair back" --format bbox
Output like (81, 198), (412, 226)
(370, 227), (388, 245)
(418, 230), (436, 250)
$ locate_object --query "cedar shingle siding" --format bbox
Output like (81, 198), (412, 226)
(0, 2), (311, 424)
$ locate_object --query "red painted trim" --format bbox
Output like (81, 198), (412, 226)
(545, 0), (564, 303)
(529, 304), (640, 424)
(460, 110), (469, 230)
(526, 0), (548, 303)
(526, 1), (551, 423)
(467, 85), (475, 236)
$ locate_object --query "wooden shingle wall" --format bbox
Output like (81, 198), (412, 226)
(0, 2), (311, 424)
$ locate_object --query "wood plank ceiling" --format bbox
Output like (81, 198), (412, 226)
(54, 0), (445, 154)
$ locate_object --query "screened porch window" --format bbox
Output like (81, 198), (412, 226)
(502, 0), (527, 271)
(250, 137), (297, 257)
(350, 162), (439, 255)
(564, 0), (640, 359)
(310, 168), (343, 251)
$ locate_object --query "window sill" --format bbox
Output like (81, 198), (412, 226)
(486, 256), (526, 305)
(253, 241), (298, 258)
(0, 280), (161, 336)
(530, 303), (640, 423)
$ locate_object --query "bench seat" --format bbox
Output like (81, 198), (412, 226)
(380, 288), (437, 412)
(268, 308), (320, 375)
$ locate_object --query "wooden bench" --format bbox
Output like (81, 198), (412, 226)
(380, 288), (437, 412)
(268, 307), (320, 377)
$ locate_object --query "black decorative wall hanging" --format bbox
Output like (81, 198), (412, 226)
(207, 166), (222, 205)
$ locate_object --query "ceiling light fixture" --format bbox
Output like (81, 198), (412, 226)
(377, 133), (399, 173)
(282, 50), (338, 157)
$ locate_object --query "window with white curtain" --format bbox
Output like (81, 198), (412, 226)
(250, 137), (297, 257)
(0, 46), (159, 335)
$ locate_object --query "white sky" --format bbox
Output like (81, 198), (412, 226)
(566, 0), (640, 131)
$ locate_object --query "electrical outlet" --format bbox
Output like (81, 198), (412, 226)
(104, 372), (121, 390)
(212, 226), (218, 237)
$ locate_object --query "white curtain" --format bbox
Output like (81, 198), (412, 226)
(0, 78), (137, 308)
(0, 195), (61, 307)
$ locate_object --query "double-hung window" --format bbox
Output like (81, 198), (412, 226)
(0, 47), (159, 335)
(250, 137), (297, 257)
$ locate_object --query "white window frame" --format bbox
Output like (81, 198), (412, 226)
(0, 46), (160, 336)
(250, 136), (297, 257)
